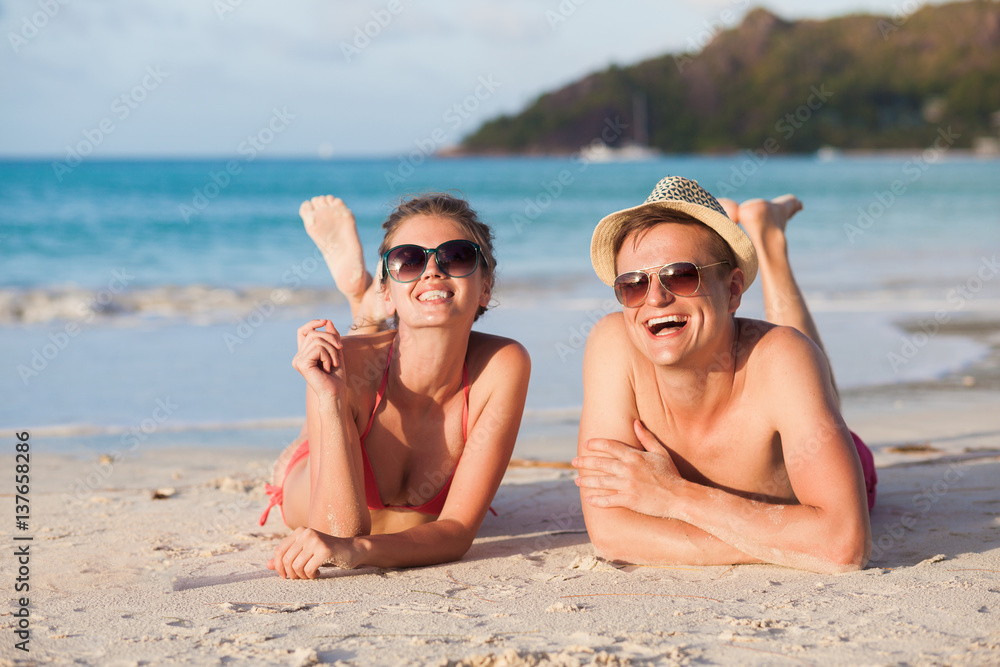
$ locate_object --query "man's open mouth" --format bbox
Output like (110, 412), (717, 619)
(645, 315), (689, 336)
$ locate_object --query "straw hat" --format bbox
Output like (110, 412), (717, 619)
(590, 176), (758, 292)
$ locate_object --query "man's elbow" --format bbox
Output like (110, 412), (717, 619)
(591, 536), (629, 563)
(586, 517), (638, 564)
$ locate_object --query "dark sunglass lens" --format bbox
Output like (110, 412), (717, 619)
(437, 241), (479, 277)
(613, 272), (650, 307)
(659, 263), (700, 296)
(387, 246), (427, 282)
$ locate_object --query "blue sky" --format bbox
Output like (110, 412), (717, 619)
(1, 0), (948, 158)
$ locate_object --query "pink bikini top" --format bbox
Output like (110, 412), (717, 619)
(358, 342), (468, 515)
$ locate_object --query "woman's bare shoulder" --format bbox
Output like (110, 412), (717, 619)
(342, 329), (395, 353)
(467, 331), (531, 377)
(341, 330), (396, 392)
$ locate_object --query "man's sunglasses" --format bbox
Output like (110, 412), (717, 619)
(381, 239), (482, 283)
(613, 261), (730, 308)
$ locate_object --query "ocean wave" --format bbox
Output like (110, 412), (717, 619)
(0, 285), (345, 325)
(14, 417), (305, 438)
(4, 282), (998, 327)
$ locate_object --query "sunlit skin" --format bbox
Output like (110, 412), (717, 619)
(298, 195), (387, 331)
(617, 225), (743, 373)
(266, 208), (530, 579)
(380, 216), (490, 331)
(573, 198), (871, 573)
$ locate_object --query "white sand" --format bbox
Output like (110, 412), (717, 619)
(3, 389), (999, 666)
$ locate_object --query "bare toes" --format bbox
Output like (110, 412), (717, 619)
(737, 198), (769, 221)
(772, 194), (803, 217)
(717, 197), (740, 222)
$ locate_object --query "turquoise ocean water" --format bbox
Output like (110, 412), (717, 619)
(1, 155), (998, 457)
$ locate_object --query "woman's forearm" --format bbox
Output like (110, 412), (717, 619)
(346, 518), (474, 569)
(307, 393), (370, 537)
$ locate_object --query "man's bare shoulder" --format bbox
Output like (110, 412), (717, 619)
(738, 318), (825, 369)
(586, 312), (630, 355)
(738, 318), (837, 413)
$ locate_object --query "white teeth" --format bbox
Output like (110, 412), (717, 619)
(417, 290), (451, 302)
(646, 315), (688, 326)
(646, 314), (688, 336)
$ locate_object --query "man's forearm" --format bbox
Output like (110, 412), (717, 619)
(670, 481), (869, 573)
(584, 505), (760, 567)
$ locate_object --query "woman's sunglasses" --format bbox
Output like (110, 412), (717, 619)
(613, 261), (729, 308)
(381, 239), (482, 283)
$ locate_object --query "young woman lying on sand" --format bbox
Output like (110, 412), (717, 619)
(261, 194), (530, 579)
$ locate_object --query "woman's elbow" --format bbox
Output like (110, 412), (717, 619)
(825, 527), (872, 573)
(433, 520), (477, 563)
(448, 536), (475, 562)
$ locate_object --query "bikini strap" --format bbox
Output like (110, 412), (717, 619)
(360, 340), (394, 442)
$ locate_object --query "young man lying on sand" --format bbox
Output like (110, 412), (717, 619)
(572, 176), (876, 574)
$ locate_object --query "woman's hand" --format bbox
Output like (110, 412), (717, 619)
(292, 319), (346, 399)
(572, 419), (685, 518)
(266, 527), (357, 579)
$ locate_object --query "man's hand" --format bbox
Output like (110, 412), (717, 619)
(573, 420), (685, 518)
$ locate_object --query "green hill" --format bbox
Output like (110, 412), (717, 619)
(458, 1), (1000, 154)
